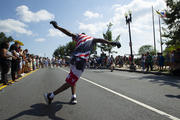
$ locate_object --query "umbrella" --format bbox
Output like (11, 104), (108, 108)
(14, 40), (24, 46)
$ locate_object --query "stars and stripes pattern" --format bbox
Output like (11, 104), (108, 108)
(74, 34), (93, 60)
(75, 34), (93, 48)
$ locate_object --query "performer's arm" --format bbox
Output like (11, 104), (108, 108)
(93, 38), (121, 48)
(50, 21), (76, 38)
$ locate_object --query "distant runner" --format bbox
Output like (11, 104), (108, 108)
(44, 21), (121, 104)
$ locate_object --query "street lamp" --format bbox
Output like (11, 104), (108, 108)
(125, 10), (136, 71)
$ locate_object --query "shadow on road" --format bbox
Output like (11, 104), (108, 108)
(132, 75), (180, 89)
(165, 94), (180, 99)
(6, 101), (68, 120)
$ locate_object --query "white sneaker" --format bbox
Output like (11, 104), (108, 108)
(44, 93), (53, 105)
(70, 97), (77, 104)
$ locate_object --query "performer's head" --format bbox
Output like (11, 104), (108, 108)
(81, 33), (86, 35)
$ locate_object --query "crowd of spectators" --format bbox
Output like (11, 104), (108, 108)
(51, 57), (67, 68)
(86, 52), (175, 72)
(138, 52), (175, 71)
(0, 41), (51, 85)
(0, 40), (176, 85)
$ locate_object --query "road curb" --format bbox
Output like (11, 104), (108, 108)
(0, 69), (39, 90)
(114, 68), (170, 76)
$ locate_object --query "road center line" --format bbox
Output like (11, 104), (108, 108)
(61, 68), (180, 120)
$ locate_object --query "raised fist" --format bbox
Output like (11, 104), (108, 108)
(50, 21), (58, 28)
(111, 41), (121, 48)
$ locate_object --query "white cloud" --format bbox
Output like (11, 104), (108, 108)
(79, 22), (107, 35)
(48, 28), (65, 37)
(35, 38), (45, 42)
(79, 0), (166, 55)
(112, 1), (166, 54)
(16, 5), (55, 22)
(113, 0), (153, 13)
(0, 19), (32, 35)
(132, 13), (152, 33)
(83, 11), (102, 19)
(111, 0), (166, 25)
(111, 0), (166, 55)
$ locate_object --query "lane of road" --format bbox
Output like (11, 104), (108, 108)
(0, 67), (179, 120)
(79, 68), (180, 119)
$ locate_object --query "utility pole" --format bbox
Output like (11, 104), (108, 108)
(125, 10), (136, 71)
(152, 6), (156, 54)
(158, 16), (163, 53)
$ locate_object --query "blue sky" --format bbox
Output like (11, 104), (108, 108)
(0, 0), (166, 58)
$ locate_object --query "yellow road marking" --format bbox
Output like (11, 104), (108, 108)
(0, 85), (7, 90)
(0, 69), (39, 91)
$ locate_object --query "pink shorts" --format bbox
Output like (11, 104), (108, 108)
(65, 65), (83, 86)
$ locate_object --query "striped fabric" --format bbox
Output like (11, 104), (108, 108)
(73, 34), (94, 60)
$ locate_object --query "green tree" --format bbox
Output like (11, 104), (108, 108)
(0, 32), (14, 45)
(66, 41), (76, 56)
(138, 45), (156, 55)
(53, 41), (76, 58)
(98, 23), (120, 56)
(53, 45), (66, 58)
(163, 0), (180, 50)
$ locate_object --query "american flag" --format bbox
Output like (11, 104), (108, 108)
(156, 10), (166, 18)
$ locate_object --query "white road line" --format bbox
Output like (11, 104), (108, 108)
(60, 68), (180, 120)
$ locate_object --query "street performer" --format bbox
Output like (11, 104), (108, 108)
(44, 21), (121, 104)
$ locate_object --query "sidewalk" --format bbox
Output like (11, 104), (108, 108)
(114, 66), (171, 76)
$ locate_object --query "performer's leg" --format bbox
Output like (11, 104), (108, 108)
(71, 84), (76, 95)
(70, 84), (77, 104)
(44, 69), (79, 104)
(53, 83), (71, 95)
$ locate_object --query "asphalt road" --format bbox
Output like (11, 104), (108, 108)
(0, 67), (180, 120)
